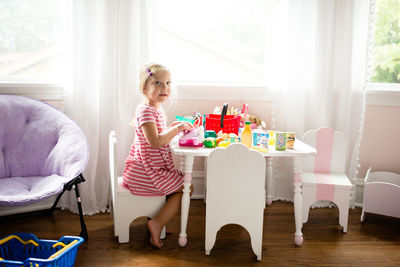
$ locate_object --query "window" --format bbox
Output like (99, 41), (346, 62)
(0, 0), (70, 84)
(370, 0), (400, 84)
(153, 0), (278, 86)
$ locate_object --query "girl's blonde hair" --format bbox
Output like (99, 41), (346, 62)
(139, 63), (170, 94)
(130, 63), (172, 128)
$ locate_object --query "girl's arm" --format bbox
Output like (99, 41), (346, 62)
(168, 120), (191, 129)
(142, 121), (193, 148)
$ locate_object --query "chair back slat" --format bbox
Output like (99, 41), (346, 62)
(302, 127), (346, 174)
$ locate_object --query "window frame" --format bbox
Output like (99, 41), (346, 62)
(0, 0), (72, 99)
(152, 0), (273, 87)
(0, 82), (64, 101)
(366, 82), (400, 106)
(175, 82), (273, 102)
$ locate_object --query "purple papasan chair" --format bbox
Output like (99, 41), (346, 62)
(0, 95), (88, 239)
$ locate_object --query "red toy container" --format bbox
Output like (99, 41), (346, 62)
(205, 114), (240, 135)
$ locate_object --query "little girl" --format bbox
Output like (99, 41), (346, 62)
(123, 63), (193, 248)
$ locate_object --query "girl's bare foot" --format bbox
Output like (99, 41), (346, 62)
(147, 219), (163, 248)
(147, 217), (172, 235)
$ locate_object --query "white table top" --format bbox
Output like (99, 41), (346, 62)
(170, 137), (316, 157)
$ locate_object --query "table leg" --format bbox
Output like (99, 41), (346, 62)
(266, 158), (273, 205)
(178, 155), (194, 247)
(203, 157), (207, 204)
(293, 157), (303, 246)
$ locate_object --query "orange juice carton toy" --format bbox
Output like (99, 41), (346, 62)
(240, 121), (252, 149)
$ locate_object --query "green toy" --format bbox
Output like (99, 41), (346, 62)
(205, 130), (217, 138)
(203, 137), (217, 148)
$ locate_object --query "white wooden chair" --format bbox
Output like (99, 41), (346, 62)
(205, 143), (266, 261)
(109, 131), (166, 243)
(301, 127), (353, 232)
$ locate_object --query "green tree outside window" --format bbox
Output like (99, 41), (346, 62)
(371, 0), (400, 83)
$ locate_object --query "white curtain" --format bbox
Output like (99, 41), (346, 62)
(60, 0), (154, 215)
(57, 0), (371, 214)
(268, 0), (370, 206)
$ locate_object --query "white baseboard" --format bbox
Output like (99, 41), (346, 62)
(191, 171), (205, 199)
(354, 202), (363, 208)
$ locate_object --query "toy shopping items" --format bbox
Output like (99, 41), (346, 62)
(252, 130), (269, 148)
(286, 132), (296, 149)
(275, 132), (286, 150)
(206, 103), (240, 135)
(214, 103), (266, 130)
(203, 137), (217, 148)
(176, 111), (205, 126)
(240, 121), (252, 149)
(179, 125), (204, 147)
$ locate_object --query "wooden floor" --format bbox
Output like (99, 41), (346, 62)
(1, 200), (400, 266)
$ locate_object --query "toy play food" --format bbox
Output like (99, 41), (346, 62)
(218, 141), (230, 148)
(240, 121), (252, 149)
(217, 131), (230, 139)
(229, 133), (239, 143)
(275, 132), (286, 150)
(204, 137), (217, 148)
(286, 132), (296, 149)
(252, 130), (268, 147)
(179, 137), (203, 147)
(179, 126), (204, 147)
(268, 131), (275, 146)
(252, 146), (269, 153)
(205, 130), (217, 138)
(216, 137), (225, 145)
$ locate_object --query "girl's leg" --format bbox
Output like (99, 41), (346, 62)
(147, 184), (193, 248)
(146, 217), (173, 235)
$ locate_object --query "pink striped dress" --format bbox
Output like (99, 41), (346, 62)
(123, 104), (183, 196)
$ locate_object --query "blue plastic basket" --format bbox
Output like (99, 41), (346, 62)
(0, 233), (84, 267)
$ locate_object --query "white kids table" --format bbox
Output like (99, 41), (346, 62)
(170, 138), (316, 247)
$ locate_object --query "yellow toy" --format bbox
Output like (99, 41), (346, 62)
(216, 137), (225, 145)
(252, 146), (269, 153)
(218, 141), (230, 148)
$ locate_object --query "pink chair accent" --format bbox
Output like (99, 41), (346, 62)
(301, 127), (353, 232)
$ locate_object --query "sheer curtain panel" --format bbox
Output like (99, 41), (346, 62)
(61, 0), (153, 215)
(268, 0), (370, 207)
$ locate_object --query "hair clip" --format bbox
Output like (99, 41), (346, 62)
(146, 68), (153, 76)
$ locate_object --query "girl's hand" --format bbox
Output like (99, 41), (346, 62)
(170, 120), (192, 128)
(173, 121), (193, 133)
(142, 121), (193, 148)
